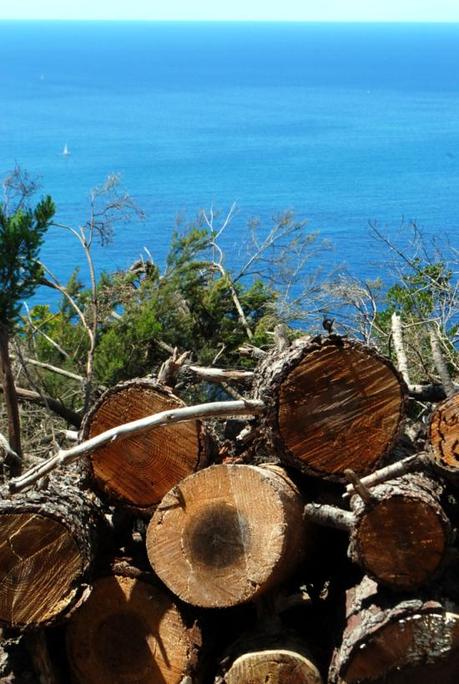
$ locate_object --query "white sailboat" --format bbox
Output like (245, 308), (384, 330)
(62, 143), (71, 157)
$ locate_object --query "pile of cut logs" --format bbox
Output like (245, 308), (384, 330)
(1, 334), (459, 683)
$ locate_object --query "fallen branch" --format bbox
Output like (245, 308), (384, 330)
(391, 314), (453, 401)
(187, 365), (254, 383)
(157, 348), (191, 387)
(391, 312), (412, 387)
(0, 384), (82, 428)
(429, 327), (456, 397)
(343, 452), (428, 499)
(9, 399), (265, 493)
(304, 503), (355, 531)
(12, 354), (84, 383)
(238, 344), (267, 360)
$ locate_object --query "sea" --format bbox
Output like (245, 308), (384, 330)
(1, 21), (459, 302)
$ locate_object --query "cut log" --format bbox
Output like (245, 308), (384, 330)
(329, 576), (459, 683)
(222, 649), (322, 683)
(429, 392), (459, 478)
(348, 473), (452, 591)
(66, 572), (201, 684)
(216, 630), (323, 684)
(255, 336), (405, 479)
(0, 481), (102, 628)
(146, 464), (307, 608)
(81, 378), (206, 507)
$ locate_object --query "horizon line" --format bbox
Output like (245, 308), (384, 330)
(1, 18), (459, 24)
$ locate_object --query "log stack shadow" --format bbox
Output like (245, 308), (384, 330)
(1, 334), (459, 683)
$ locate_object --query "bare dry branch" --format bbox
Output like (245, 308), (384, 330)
(343, 453), (429, 499)
(0, 385), (81, 428)
(9, 399), (265, 493)
(391, 312), (412, 387)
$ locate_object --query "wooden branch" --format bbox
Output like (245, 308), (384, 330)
(343, 453), (428, 499)
(9, 399), (265, 493)
(238, 344), (267, 360)
(12, 354), (84, 382)
(58, 429), (79, 442)
(344, 469), (374, 504)
(187, 366), (254, 383)
(391, 312), (412, 386)
(390, 314), (453, 401)
(429, 328), (456, 397)
(0, 384), (82, 428)
(210, 261), (253, 340)
(157, 348), (191, 387)
(304, 503), (355, 531)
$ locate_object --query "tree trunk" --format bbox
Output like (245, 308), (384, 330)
(147, 464), (308, 608)
(0, 326), (22, 476)
(0, 480), (103, 628)
(348, 472), (452, 591)
(329, 576), (459, 684)
(429, 393), (459, 479)
(81, 378), (208, 508)
(66, 569), (201, 684)
(255, 335), (405, 480)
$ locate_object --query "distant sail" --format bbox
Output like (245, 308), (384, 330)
(62, 143), (70, 156)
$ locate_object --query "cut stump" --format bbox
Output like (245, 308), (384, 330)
(0, 482), (101, 628)
(66, 573), (201, 684)
(81, 378), (206, 508)
(147, 464), (307, 608)
(255, 336), (405, 479)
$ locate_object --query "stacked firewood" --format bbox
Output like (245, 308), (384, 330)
(1, 334), (459, 683)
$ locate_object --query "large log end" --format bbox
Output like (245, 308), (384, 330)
(256, 336), (405, 480)
(147, 464), (307, 608)
(82, 379), (205, 507)
(66, 574), (201, 684)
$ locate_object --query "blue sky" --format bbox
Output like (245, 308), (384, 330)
(1, 0), (459, 22)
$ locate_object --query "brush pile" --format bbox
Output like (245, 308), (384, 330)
(1, 334), (458, 683)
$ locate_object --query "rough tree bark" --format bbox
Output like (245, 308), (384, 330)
(306, 472), (452, 591)
(329, 576), (459, 683)
(147, 464), (308, 608)
(66, 566), (201, 684)
(0, 480), (103, 628)
(255, 335), (406, 479)
(81, 378), (208, 508)
(0, 325), (22, 475)
(347, 473), (452, 591)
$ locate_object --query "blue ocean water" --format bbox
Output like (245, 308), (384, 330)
(1, 21), (459, 296)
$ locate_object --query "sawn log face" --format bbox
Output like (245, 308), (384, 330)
(146, 464), (307, 608)
(81, 378), (205, 507)
(255, 336), (405, 480)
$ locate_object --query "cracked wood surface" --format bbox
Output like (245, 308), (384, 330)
(256, 336), (406, 480)
(81, 378), (205, 508)
(147, 464), (307, 608)
(0, 482), (101, 628)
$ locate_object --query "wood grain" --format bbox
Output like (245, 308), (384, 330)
(67, 575), (201, 684)
(85, 380), (202, 507)
(147, 464), (306, 608)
